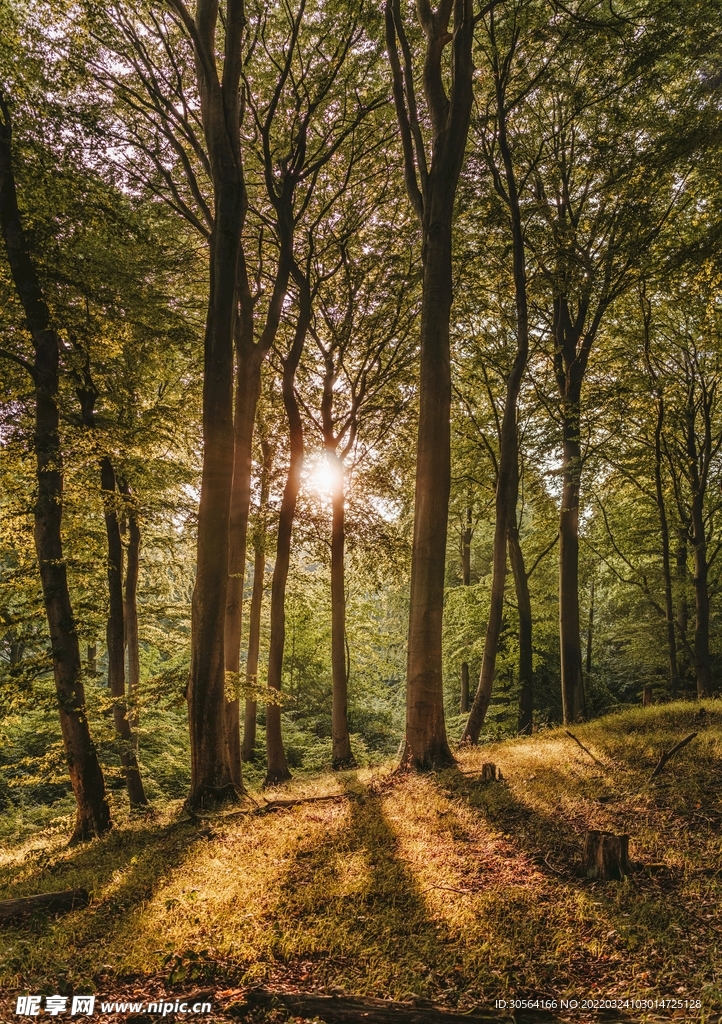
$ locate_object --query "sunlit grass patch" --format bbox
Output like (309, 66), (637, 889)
(0, 702), (720, 1018)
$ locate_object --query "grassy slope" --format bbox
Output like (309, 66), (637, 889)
(0, 701), (720, 1021)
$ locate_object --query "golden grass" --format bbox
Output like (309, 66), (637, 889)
(0, 701), (721, 1021)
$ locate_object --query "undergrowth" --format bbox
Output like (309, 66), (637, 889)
(0, 701), (720, 1022)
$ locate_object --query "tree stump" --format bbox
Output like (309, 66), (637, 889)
(480, 763), (501, 782)
(582, 830), (631, 880)
(642, 685), (653, 707)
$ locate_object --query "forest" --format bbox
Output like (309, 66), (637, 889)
(1, 0), (721, 1020)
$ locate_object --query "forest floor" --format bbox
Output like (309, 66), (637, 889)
(0, 702), (721, 1023)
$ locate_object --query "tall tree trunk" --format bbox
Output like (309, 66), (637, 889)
(121, 482), (142, 748)
(462, 68), (529, 745)
(224, 357), (262, 787)
(100, 458), (147, 807)
(265, 296), (310, 786)
(0, 96), (111, 841)
(558, 385), (587, 724)
(691, 493), (712, 697)
(242, 435), (271, 763)
(403, 222), (456, 768)
(460, 506), (471, 714)
(651, 397), (679, 697)
(329, 454), (355, 767)
(386, 0), (473, 770)
(188, 193), (243, 807)
(180, 0), (248, 810)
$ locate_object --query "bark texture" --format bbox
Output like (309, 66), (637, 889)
(386, 0), (474, 769)
(509, 525), (533, 736)
(121, 483), (142, 741)
(241, 435), (271, 763)
(460, 507), (472, 714)
(462, 50), (529, 744)
(0, 94), (111, 841)
(582, 830), (631, 881)
(176, 0), (248, 808)
(265, 288), (311, 786)
(75, 382), (147, 809)
(224, 358), (262, 787)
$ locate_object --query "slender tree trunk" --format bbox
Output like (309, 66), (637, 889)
(224, 357), (262, 786)
(585, 579), (594, 679)
(508, 526), (533, 736)
(460, 507), (471, 714)
(559, 391), (587, 724)
(0, 99), (111, 841)
(462, 76), (529, 745)
(121, 483), (142, 748)
(691, 494), (712, 697)
(87, 645), (97, 676)
(651, 398), (679, 697)
(100, 458), (147, 807)
(242, 541), (265, 762)
(242, 435), (271, 763)
(265, 298), (310, 786)
(676, 527), (690, 688)
(329, 455), (355, 767)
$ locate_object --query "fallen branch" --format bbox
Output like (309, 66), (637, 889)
(420, 883), (472, 896)
(230, 987), (560, 1023)
(0, 888), (89, 923)
(565, 731), (607, 769)
(650, 732), (697, 780)
(192, 792), (350, 824)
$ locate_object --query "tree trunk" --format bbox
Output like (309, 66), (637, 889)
(87, 645), (97, 676)
(386, 0), (473, 771)
(652, 396), (679, 697)
(403, 222), (455, 769)
(121, 483), (142, 749)
(691, 493), (712, 697)
(242, 435), (271, 763)
(265, 297), (310, 786)
(0, 99), (111, 841)
(508, 527), (533, 736)
(460, 506), (471, 714)
(187, 189), (243, 808)
(462, 76), (529, 745)
(241, 542), (264, 762)
(585, 579), (594, 679)
(676, 528), (690, 687)
(100, 457), (147, 808)
(183, 0), (248, 810)
(330, 454), (355, 767)
(224, 358), (262, 787)
(559, 403), (587, 724)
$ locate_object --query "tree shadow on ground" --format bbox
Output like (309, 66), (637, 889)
(426, 765), (720, 1008)
(0, 812), (212, 987)
(262, 773), (457, 1001)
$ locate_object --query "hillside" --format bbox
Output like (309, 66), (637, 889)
(1, 702), (720, 1022)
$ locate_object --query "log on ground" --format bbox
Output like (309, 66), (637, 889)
(0, 888), (89, 923)
(231, 987), (561, 1023)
